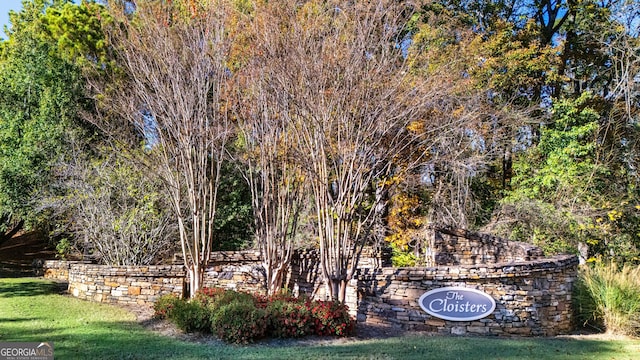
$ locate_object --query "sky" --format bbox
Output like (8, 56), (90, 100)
(0, 0), (24, 39)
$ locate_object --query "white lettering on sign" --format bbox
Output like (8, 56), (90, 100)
(418, 287), (496, 321)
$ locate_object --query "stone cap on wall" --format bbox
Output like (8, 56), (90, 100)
(172, 250), (262, 264)
(355, 253), (579, 281)
(43, 260), (91, 268)
(171, 247), (391, 267)
(69, 263), (186, 277)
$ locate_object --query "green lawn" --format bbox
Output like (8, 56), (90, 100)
(0, 277), (638, 360)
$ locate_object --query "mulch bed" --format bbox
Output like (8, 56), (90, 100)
(117, 303), (413, 347)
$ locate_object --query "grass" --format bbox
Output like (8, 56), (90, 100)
(574, 262), (640, 336)
(1, 278), (639, 360)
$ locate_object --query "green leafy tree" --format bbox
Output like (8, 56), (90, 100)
(0, 0), (86, 242)
(41, 0), (112, 71)
(491, 93), (638, 262)
(494, 93), (604, 255)
(212, 163), (253, 251)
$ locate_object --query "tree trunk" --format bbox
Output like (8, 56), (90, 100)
(327, 277), (340, 302)
(187, 263), (203, 299)
(339, 280), (348, 304)
(0, 219), (24, 247)
(326, 275), (350, 303)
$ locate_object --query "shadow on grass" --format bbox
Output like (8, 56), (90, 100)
(0, 278), (66, 298)
(2, 320), (214, 360)
(5, 320), (632, 360)
(0, 317), (39, 324)
(0, 268), (35, 278)
(0, 278), (634, 360)
(0, 319), (634, 360)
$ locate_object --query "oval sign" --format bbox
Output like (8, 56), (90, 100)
(419, 287), (496, 321)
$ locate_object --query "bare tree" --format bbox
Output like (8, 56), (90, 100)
(91, 0), (234, 296)
(50, 149), (176, 265)
(234, 11), (309, 293)
(253, 0), (465, 302)
(605, 1), (640, 121)
(235, 76), (308, 295)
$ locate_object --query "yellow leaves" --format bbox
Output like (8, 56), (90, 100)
(406, 120), (424, 134)
(586, 256), (601, 263)
(385, 191), (427, 250)
(296, 1), (330, 30)
(379, 175), (403, 187)
(586, 238), (599, 246)
(607, 210), (623, 222)
(452, 106), (465, 118)
(385, 233), (410, 250)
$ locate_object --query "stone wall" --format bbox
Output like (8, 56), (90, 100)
(198, 247), (390, 298)
(42, 260), (81, 281)
(432, 228), (545, 265)
(48, 248), (388, 304)
(202, 251), (265, 293)
(351, 254), (578, 336)
(66, 263), (185, 305)
(287, 247), (392, 299)
(39, 229), (579, 336)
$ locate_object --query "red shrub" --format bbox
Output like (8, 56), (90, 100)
(265, 300), (313, 338)
(307, 300), (355, 336)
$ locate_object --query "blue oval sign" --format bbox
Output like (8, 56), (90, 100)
(419, 287), (496, 321)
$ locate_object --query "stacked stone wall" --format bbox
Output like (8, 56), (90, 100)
(287, 247), (391, 299)
(202, 251), (265, 294)
(55, 248), (387, 303)
(352, 254), (578, 336)
(39, 229), (579, 336)
(42, 260), (82, 281)
(66, 263), (185, 305)
(432, 228), (545, 265)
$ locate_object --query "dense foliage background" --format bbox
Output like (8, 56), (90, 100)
(0, 0), (638, 271)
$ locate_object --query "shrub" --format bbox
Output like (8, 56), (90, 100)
(156, 288), (356, 342)
(196, 287), (256, 309)
(265, 299), (313, 338)
(308, 300), (355, 337)
(153, 294), (209, 332)
(254, 290), (298, 309)
(391, 244), (419, 267)
(193, 287), (228, 308)
(574, 262), (640, 336)
(210, 299), (267, 344)
(170, 299), (210, 333)
(153, 294), (180, 320)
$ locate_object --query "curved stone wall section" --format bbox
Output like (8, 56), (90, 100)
(42, 260), (84, 281)
(433, 228), (545, 265)
(40, 230), (579, 336)
(67, 264), (185, 305)
(352, 254), (579, 336)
